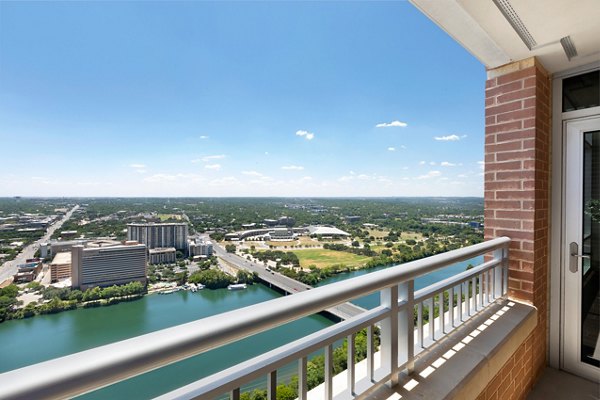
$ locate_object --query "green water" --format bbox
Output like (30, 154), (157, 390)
(0, 256), (482, 398)
(0, 285), (333, 399)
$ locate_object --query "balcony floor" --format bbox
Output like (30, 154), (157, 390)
(527, 367), (599, 400)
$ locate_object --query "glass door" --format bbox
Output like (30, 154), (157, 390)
(563, 116), (600, 381)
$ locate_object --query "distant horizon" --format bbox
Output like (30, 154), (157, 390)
(1, 2), (485, 197)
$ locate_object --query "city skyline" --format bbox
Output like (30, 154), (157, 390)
(0, 2), (486, 197)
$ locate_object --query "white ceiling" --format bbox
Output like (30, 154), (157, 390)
(411, 0), (600, 74)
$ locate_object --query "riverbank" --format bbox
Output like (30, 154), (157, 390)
(0, 284), (333, 399)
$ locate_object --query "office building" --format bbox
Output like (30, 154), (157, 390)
(127, 223), (188, 250)
(71, 243), (147, 290)
(50, 252), (72, 282)
(13, 261), (42, 283)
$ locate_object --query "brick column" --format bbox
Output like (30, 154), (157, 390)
(482, 57), (551, 397)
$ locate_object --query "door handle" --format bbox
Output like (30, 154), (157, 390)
(569, 242), (590, 273)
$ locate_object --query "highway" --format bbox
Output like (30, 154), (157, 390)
(211, 241), (365, 321)
(0, 205), (80, 284)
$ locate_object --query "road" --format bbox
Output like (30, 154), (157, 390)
(211, 240), (365, 320)
(0, 205), (80, 284)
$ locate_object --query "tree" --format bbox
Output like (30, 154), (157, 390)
(188, 269), (234, 289)
(175, 271), (188, 285)
(225, 244), (236, 253)
(26, 281), (43, 291)
(351, 240), (359, 247)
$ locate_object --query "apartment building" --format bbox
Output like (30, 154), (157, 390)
(127, 223), (188, 251)
(188, 239), (213, 257)
(148, 247), (176, 265)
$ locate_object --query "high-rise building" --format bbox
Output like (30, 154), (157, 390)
(188, 239), (213, 257)
(127, 223), (188, 250)
(71, 243), (147, 290)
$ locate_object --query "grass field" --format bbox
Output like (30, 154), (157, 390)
(367, 229), (389, 239)
(292, 249), (373, 269)
(158, 214), (182, 221)
(400, 232), (423, 241)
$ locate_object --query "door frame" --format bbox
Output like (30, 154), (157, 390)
(561, 116), (599, 380)
(549, 61), (600, 373)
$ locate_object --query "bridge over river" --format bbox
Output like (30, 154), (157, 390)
(212, 243), (366, 321)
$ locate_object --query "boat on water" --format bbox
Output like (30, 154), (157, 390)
(159, 287), (182, 295)
(227, 283), (247, 291)
(189, 283), (205, 292)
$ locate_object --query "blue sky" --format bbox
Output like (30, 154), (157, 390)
(0, 1), (486, 197)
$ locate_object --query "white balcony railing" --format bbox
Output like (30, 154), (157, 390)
(0, 237), (510, 400)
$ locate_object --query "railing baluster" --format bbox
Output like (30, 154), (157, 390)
(438, 291), (446, 336)
(457, 284), (463, 323)
(347, 333), (355, 394)
(488, 270), (493, 303)
(267, 371), (277, 400)
(367, 325), (374, 382)
(464, 281), (470, 318)
(298, 357), (307, 400)
(417, 302), (424, 348)
(472, 276), (477, 312)
(399, 281), (415, 374)
(480, 273), (486, 307)
(325, 344), (333, 399)
(491, 269), (495, 302)
(449, 286), (455, 328)
(494, 247), (506, 298)
(380, 286), (399, 386)
(503, 248), (509, 295)
(428, 297), (435, 341)
(231, 388), (240, 400)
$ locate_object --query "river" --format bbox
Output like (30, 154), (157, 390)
(0, 256), (482, 399)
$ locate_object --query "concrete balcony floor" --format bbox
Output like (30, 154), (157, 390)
(527, 367), (599, 400)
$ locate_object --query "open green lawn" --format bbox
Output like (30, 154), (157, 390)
(158, 214), (182, 221)
(292, 249), (373, 269)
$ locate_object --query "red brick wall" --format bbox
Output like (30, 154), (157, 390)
(480, 58), (551, 399)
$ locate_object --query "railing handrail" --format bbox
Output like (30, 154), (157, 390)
(0, 237), (510, 400)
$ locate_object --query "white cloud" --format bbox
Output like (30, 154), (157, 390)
(296, 130), (315, 140)
(209, 176), (240, 187)
(242, 170), (263, 177)
(440, 161), (456, 167)
(429, 161), (436, 166)
(337, 172), (392, 184)
(477, 160), (485, 170)
(400, 145), (407, 149)
(205, 164), (221, 171)
(419, 161), (426, 165)
(282, 165), (304, 171)
(203, 154), (225, 162)
(457, 174), (468, 178)
(199, 135), (209, 139)
(191, 155), (226, 163)
(376, 120), (407, 128)
(388, 147), (396, 151)
(434, 134), (461, 141)
(129, 163), (147, 174)
(417, 170), (442, 180)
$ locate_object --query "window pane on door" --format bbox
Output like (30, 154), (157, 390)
(582, 130), (599, 367)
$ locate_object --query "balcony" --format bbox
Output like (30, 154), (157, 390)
(0, 237), (543, 399)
